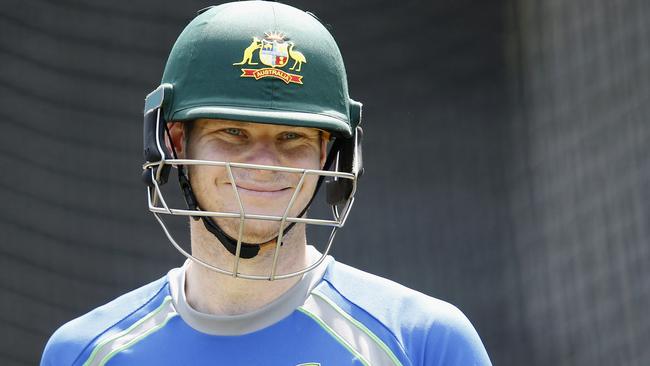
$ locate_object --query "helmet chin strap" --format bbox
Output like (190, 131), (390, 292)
(166, 123), (341, 260)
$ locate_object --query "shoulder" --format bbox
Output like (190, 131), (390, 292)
(318, 260), (491, 366)
(40, 275), (170, 366)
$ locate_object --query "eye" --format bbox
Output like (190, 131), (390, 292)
(223, 128), (244, 136)
(280, 131), (300, 140)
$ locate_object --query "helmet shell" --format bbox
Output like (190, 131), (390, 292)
(159, 1), (358, 137)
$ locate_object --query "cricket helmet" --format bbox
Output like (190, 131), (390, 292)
(142, 1), (363, 280)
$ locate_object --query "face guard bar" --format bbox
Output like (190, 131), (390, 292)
(144, 159), (357, 280)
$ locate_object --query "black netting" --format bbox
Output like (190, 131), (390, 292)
(1, 0), (648, 365)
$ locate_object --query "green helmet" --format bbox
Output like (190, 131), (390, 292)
(145, 0), (361, 137)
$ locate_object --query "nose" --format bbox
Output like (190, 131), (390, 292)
(234, 141), (284, 180)
(244, 141), (281, 167)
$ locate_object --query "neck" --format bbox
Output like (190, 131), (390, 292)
(185, 220), (309, 316)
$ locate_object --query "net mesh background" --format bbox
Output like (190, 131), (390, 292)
(0, 0), (648, 365)
(507, 0), (650, 364)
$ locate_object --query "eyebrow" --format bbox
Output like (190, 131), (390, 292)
(223, 122), (316, 132)
(200, 119), (322, 136)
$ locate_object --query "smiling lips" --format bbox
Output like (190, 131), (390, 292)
(230, 182), (292, 197)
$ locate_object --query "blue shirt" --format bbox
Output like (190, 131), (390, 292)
(41, 256), (491, 365)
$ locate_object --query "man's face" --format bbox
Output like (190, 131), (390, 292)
(183, 118), (327, 244)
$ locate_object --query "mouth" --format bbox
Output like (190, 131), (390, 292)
(229, 183), (292, 197)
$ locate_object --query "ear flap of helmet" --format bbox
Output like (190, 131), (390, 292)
(348, 99), (363, 179)
(325, 99), (363, 205)
(142, 84), (174, 187)
(349, 99), (362, 129)
(326, 126), (363, 205)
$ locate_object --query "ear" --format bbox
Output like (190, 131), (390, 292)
(165, 122), (186, 158)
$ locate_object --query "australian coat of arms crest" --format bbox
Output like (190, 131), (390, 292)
(233, 32), (306, 85)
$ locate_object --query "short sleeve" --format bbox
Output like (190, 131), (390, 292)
(422, 304), (492, 366)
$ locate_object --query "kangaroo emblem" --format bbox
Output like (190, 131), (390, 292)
(234, 32), (307, 85)
(287, 42), (306, 72)
(233, 37), (262, 65)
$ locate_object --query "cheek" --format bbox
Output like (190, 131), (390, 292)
(187, 164), (227, 193)
(280, 144), (322, 169)
(187, 144), (225, 190)
(189, 130), (258, 161)
(188, 140), (231, 161)
(282, 146), (322, 198)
